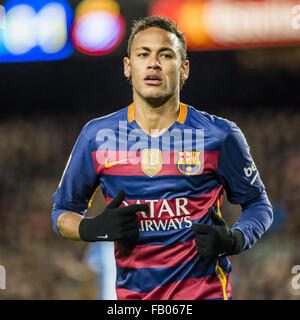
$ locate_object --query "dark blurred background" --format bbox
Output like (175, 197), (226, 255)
(0, 0), (300, 300)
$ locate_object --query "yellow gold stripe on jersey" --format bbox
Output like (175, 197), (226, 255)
(88, 185), (100, 208)
(215, 262), (228, 300)
(217, 193), (222, 217)
(215, 193), (228, 300)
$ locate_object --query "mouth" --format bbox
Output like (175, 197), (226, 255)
(144, 75), (163, 86)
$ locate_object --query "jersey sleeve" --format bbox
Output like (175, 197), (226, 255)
(216, 124), (273, 250)
(51, 126), (99, 236)
(216, 124), (265, 205)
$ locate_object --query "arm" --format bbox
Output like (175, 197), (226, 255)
(55, 190), (149, 243)
(216, 124), (273, 251)
(51, 125), (99, 238)
(192, 123), (273, 258)
(233, 192), (273, 250)
(52, 189), (145, 244)
(51, 125), (148, 244)
(56, 211), (83, 241)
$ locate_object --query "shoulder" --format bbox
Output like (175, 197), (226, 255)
(187, 105), (237, 142)
(80, 106), (127, 141)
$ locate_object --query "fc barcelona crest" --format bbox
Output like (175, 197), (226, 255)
(141, 149), (162, 177)
(177, 151), (202, 175)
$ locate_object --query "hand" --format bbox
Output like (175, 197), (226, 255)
(79, 190), (148, 243)
(191, 207), (244, 258)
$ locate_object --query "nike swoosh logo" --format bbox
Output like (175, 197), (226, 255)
(97, 234), (108, 239)
(104, 158), (128, 168)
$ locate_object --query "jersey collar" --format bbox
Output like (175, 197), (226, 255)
(127, 102), (188, 124)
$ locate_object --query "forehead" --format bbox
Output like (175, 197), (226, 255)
(131, 27), (180, 52)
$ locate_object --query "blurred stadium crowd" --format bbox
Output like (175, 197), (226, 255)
(0, 106), (299, 300)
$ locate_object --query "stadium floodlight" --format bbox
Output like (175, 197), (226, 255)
(71, 0), (126, 56)
(0, 0), (74, 63)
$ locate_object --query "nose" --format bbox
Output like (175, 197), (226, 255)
(147, 54), (161, 69)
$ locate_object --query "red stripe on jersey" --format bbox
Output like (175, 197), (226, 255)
(92, 150), (219, 176)
(115, 240), (198, 269)
(104, 186), (224, 223)
(116, 274), (232, 300)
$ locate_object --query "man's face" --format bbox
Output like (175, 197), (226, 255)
(124, 27), (189, 106)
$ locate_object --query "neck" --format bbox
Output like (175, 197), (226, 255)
(133, 92), (180, 136)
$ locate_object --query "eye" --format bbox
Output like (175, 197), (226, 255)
(138, 52), (148, 57)
(161, 53), (172, 59)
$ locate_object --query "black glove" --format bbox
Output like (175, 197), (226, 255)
(191, 207), (245, 258)
(79, 190), (148, 243)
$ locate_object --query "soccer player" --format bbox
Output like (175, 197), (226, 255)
(51, 16), (273, 300)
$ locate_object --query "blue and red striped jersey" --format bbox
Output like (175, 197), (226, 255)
(52, 102), (272, 300)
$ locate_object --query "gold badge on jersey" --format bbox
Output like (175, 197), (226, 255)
(177, 151), (202, 175)
(141, 149), (162, 177)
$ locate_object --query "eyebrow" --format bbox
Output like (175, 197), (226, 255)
(135, 46), (176, 54)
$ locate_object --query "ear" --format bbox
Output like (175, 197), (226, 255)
(124, 57), (131, 79)
(180, 60), (190, 82)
